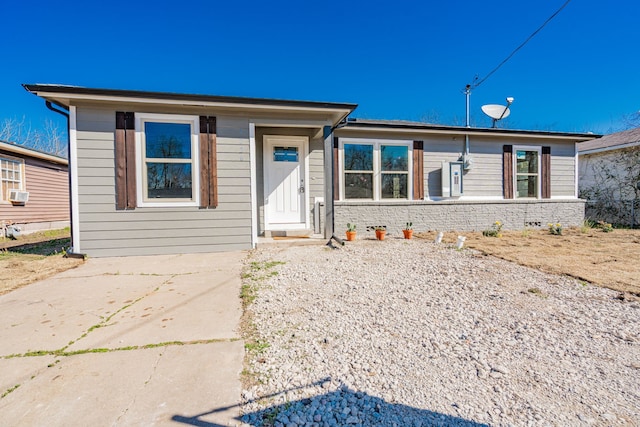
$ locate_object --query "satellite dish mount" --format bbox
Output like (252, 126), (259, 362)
(481, 97), (514, 128)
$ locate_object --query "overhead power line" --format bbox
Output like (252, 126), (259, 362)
(469, 0), (572, 90)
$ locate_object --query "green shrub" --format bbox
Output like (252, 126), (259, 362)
(482, 221), (503, 237)
(548, 223), (563, 235)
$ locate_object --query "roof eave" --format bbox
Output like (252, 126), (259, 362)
(578, 140), (640, 155)
(340, 120), (599, 141)
(22, 84), (357, 126)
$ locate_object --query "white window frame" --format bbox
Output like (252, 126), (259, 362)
(339, 138), (413, 201)
(513, 145), (541, 199)
(135, 113), (200, 207)
(1, 156), (25, 203)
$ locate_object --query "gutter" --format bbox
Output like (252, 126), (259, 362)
(342, 119), (600, 140)
(44, 101), (86, 259)
(23, 83), (359, 114)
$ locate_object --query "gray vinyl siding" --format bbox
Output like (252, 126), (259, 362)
(548, 142), (576, 197)
(75, 107), (252, 257)
(462, 139), (577, 198)
(422, 136), (466, 198)
(457, 139), (503, 197)
(308, 137), (324, 199)
(308, 136), (325, 234)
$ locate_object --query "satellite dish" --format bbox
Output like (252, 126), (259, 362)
(481, 104), (511, 120)
(481, 97), (514, 128)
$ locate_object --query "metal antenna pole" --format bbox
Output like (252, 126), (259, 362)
(464, 84), (471, 158)
(465, 84), (471, 128)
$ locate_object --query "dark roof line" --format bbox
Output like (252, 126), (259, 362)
(343, 118), (601, 139)
(22, 84), (358, 111)
(22, 84), (600, 139)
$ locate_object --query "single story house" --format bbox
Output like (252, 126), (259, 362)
(578, 127), (640, 226)
(23, 84), (596, 257)
(1, 139), (69, 236)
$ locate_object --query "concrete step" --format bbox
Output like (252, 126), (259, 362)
(264, 229), (313, 238)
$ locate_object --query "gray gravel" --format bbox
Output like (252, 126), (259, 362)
(240, 238), (640, 426)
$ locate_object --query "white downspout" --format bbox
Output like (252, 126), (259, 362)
(69, 105), (81, 252)
(249, 122), (258, 248)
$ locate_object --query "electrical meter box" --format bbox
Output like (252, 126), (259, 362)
(441, 161), (463, 197)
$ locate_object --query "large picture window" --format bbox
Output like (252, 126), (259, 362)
(341, 139), (412, 200)
(1, 157), (24, 202)
(514, 147), (541, 198)
(135, 114), (199, 207)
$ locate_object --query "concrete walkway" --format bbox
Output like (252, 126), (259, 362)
(0, 251), (247, 426)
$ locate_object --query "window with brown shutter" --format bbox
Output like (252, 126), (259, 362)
(118, 113), (204, 208)
(199, 116), (218, 208)
(115, 111), (136, 210)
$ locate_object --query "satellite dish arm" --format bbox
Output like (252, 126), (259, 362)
(497, 97), (514, 121)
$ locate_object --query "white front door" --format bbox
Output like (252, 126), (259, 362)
(264, 135), (308, 229)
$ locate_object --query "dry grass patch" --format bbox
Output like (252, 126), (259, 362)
(0, 228), (83, 295)
(416, 228), (640, 296)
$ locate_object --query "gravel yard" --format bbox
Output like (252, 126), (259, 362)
(240, 239), (640, 426)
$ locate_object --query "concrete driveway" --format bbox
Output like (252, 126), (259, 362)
(0, 251), (247, 426)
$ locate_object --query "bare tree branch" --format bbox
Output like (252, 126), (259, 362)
(0, 117), (67, 158)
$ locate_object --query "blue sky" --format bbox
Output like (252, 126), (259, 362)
(2, 0), (639, 140)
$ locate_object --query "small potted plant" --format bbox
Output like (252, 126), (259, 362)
(403, 222), (413, 239)
(374, 226), (386, 241)
(346, 223), (357, 241)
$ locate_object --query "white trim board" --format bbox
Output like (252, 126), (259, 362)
(69, 106), (81, 252)
(249, 122), (258, 248)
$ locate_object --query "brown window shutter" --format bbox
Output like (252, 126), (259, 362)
(333, 137), (339, 201)
(413, 141), (424, 200)
(199, 116), (218, 208)
(503, 145), (513, 199)
(541, 146), (551, 199)
(115, 111), (136, 210)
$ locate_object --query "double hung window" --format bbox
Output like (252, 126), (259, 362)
(1, 157), (24, 202)
(514, 147), (541, 198)
(343, 144), (374, 199)
(341, 139), (411, 200)
(135, 114), (199, 207)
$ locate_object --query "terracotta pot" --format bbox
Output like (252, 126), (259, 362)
(403, 229), (413, 239)
(375, 229), (386, 241)
(346, 231), (356, 241)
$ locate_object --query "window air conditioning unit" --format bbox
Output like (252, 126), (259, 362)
(8, 189), (29, 205)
